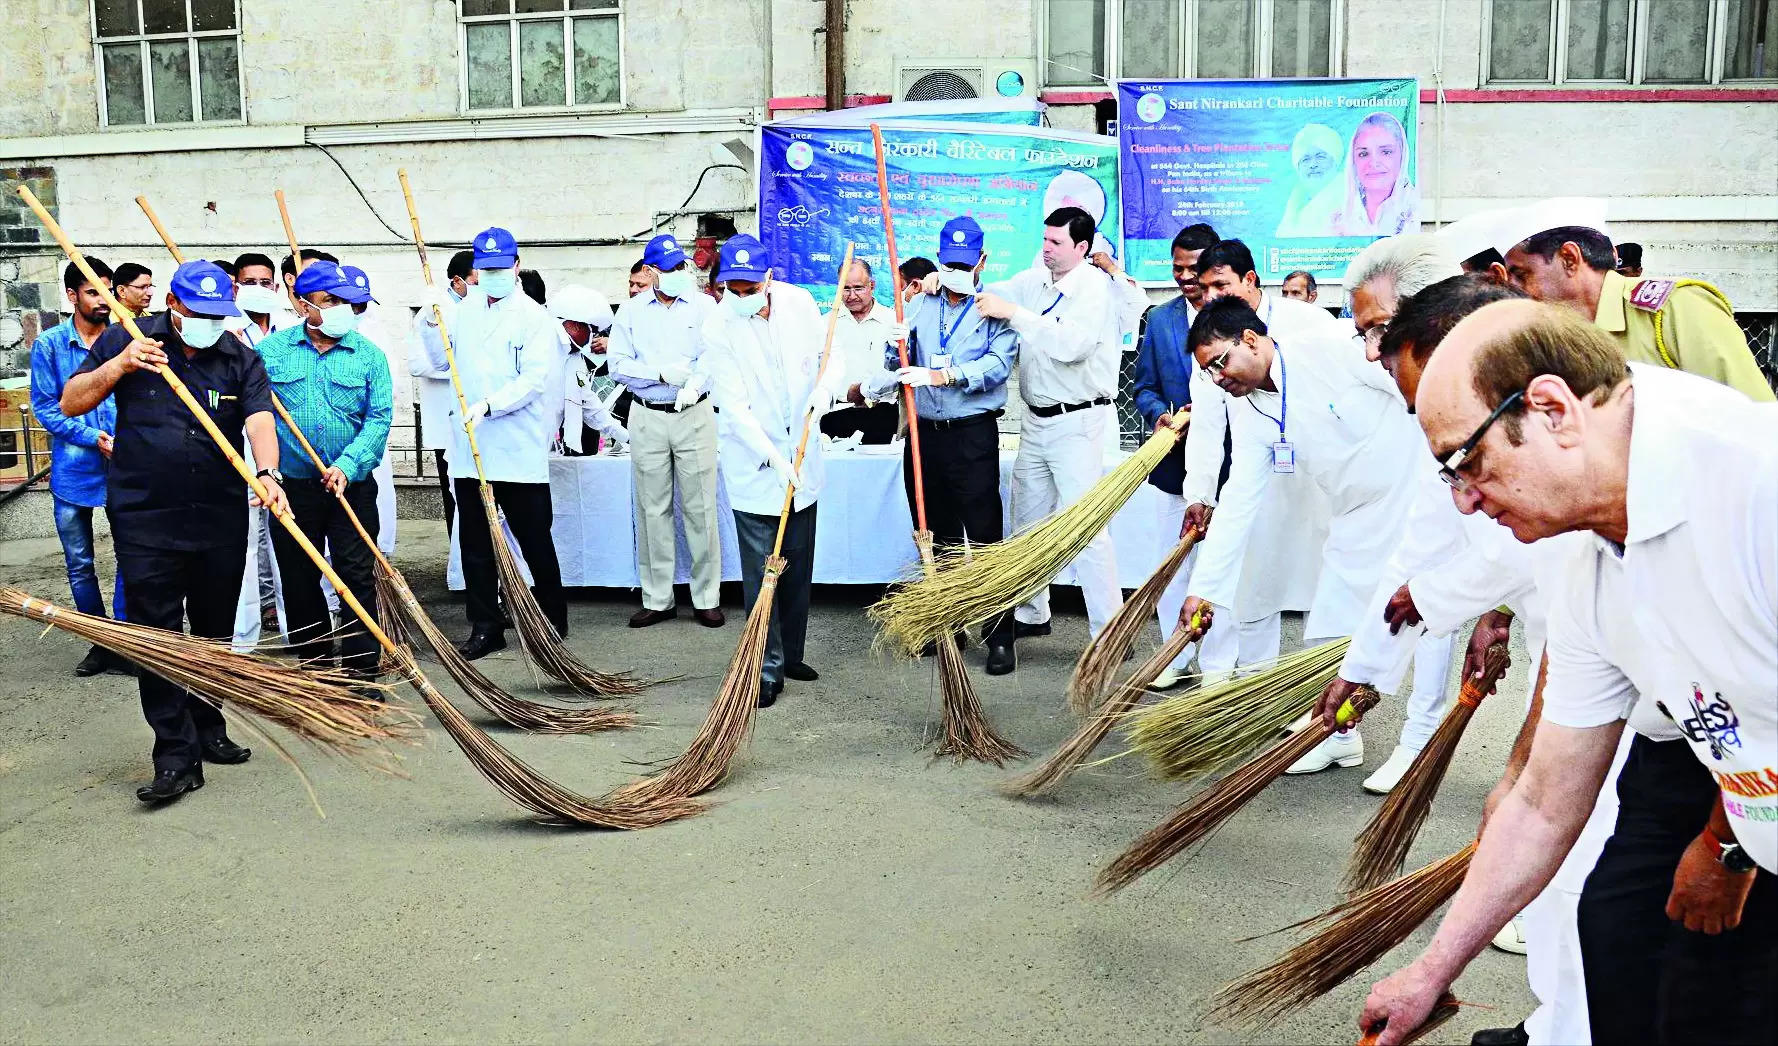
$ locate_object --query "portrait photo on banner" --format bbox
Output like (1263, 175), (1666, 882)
(1117, 77), (1420, 284)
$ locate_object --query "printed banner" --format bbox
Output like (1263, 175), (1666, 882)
(1117, 78), (1419, 284)
(758, 120), (1120, 306)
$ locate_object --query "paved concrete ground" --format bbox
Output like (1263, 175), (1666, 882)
(1, 520), (1534, 1044)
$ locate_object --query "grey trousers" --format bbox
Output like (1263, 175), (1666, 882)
(732, 503), (817, 688)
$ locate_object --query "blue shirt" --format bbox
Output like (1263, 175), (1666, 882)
(29, 319), (116, 507)
(1130, 295), (1196, 495)
(255, 325), (393, 483)
(894, 291), (1016, 421)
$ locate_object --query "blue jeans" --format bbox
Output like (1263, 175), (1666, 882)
(52, 496), (126, 621)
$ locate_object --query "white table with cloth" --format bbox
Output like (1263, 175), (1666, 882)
(447, 442), (1321, 605)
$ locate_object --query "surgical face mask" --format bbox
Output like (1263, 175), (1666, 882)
(177, 313), (225, 349)
(657, 268), (697, 300)
(725, 288), (767, 319)
(308, 303), (359, 338)
(937, 267), (978, 296)
(236, 284), (282, 315)
(478, 268), (517, 300)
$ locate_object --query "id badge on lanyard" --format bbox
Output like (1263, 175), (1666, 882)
(1254, 344), (1293, 473)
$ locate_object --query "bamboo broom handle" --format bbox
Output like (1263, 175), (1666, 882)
(135, 196), (186, 263)
(869, 123), (928, 534)
(769, 242), (854, 557)
(21, 185), (403, 659)
(394, 169), (493, 486)
(275, 189), (306, 273)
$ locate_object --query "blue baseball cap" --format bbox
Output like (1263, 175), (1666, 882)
(293, 260), (372, 305)
(716, 235), (771, 282)
(168, 260), (241, 317)
(339, 264), (378, 304)
(472, 226), (519, 269)
(936, 217), (985, 266)
(642, 233), (687, 271)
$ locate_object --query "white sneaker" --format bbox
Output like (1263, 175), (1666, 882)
(1491, 916), (1528, 955)
(1151, 667), (1186, 690)
(1362, 743), (1421, 795)
(1285, 727), (1364, 774)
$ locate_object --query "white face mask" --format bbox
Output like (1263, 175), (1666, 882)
(657, 268), (697, 300)
(236, 285), (282, 315)
(308, 303), (359, 338)
(725, 288), (767, 319)
(937, 267), (978, 296)
(178, 313), (226, 349)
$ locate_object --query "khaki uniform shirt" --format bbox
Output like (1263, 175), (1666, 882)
(1594, 270), (1775, 402)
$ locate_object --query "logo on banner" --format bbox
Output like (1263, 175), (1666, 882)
(1136, 93), (1167, 124)
(786, 141), (815, 171)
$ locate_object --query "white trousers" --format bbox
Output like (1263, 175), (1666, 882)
(628, 399), (721, 612)
(1153, 491), (1281, 673)
(1396, 631), (1456, 752)
(1012, 404), (1122, 636)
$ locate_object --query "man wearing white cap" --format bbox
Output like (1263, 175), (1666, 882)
(548, 285), (628, 456)
(1494, 199), (1773, 401)
(1433, 208), (1511, 281)
(609, 233), (724, 629)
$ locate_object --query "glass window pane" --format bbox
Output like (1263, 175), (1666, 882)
(461, 0), (509, 14)
(149, 39), (194, 122)
(1565, 0), (1630, 79)
(1488, 0), (1553, 80)
(570, 0), (618, 8)
(1195, 0), (1255, 78)
(1045, 0), (1106, 86)
(198, 37), (241, 120)
(1272, 0), (1332, 76)
(1121, 0), (1181, 78)
(466, 22), (513, 109)
(94, 0), (139, 37)
(516, 0), (565, 10)
(573, 15), (620, 104)
(102, 44), (146, 125)
(1723, 0), (1777, 79)
(1643, 0), (1711, 81)
(519, 19), (566, 106)
(142, 0), (188, 33)
(192, 0), (236, 31)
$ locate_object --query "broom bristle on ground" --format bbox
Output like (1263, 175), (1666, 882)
(1345, 645), (1512, 894)
(390, 645), (703, 828)
(608, 557), (780, 806)
(1207, 845), (1475, 1027)
(1097, 686), (1380, 895)
(869, 419), (1185, 657)
(1068, 531), (1199, 717)
(478, 485), (647, 698)
(378, 559), (638, 735)
(1123, 638), (1351, 783)
(0, 587), (419, 772)
(912, 531), (1024, 767)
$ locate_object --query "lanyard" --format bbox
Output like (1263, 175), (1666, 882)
(1040, 290), (1064, 316)
(1247, 344), (1286, 440)
(937, 297), (974, 352)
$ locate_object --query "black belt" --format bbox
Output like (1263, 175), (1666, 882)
(917, 409), (1003, 431)
(1027, 397), (1110, 418)
(639, 395), (705, 413)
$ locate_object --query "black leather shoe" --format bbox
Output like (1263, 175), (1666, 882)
(985, 644), (1015, 675)
(757, 679), (783, 708)
(629, 607), (677, 628)
(693, 607), (726, 628)
(548, 618), (570, 640)
(458, 626), (507, 661)
(1014, 620), (1051, 639)
(1470, 1023), (1528, 1046)
(74, 645), (109, 677)
(105, 650), (139, 676)
(136, 765), (203, 804)
(201, 736), (252, 765)
(785, 662), (819, 682)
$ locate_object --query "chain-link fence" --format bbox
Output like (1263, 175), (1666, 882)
(1739, 313), (1778, 393)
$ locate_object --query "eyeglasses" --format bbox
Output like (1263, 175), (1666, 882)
(1203, 347), (1233, 375)
(1357, 321), (1390, 350)
(1439, 389), (1524, 490)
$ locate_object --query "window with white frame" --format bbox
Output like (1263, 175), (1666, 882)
(1044, 0), (1341, 86)
(93, 0), (243, 127)
(459, 0), (623, 112)
(1486, 0), (1776, 84)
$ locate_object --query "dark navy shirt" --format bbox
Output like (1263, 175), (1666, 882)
(79, 312), (272, 550)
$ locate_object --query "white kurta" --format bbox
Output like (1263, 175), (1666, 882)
(831, 302), (898, 390)
(417, 288), (559, 485)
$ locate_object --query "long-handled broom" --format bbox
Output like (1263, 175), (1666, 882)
(133, 193), (634, 735)
(1345, 644), (1511, 894)
(869, 409), (1191, 659)
(22, 186), (690, 829)
(608, 245), (856, 807)
(1004, 584), (1206, 799)
(1068, 526), (1199, 717)
(394, 170), (643, 697)
(869, 123), (1022, 766)
(1206, 845), (1475, 1028)
(1096, 686), (1380, 895)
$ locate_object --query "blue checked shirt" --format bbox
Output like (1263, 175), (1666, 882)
(29, 319), (115, 507)
(890, 291), (1016, 420)
(255, 325), (393, 483)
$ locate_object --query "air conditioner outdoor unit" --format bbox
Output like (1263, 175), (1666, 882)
(893, 58), (1039, 103)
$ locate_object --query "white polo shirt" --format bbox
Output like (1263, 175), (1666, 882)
(1542, 364), (1778, 871)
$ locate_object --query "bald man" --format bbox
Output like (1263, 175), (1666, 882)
(1359, 300), (1777, 1046)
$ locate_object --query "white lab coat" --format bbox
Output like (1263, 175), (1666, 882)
(557, 337), (629, 454)
(418, 288), (560, 484)
(409, 309), (457, 452)
(699, 284), (849, 516)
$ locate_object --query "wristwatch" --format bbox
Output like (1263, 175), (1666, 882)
(1708, 829), (1759, 874)
(256, 467), (284, 486)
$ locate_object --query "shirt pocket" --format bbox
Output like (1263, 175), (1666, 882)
(325, 367), (366, 419)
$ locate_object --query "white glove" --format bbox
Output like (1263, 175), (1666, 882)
(895, 366), (940, 388)
(917, 273), (941, 296)
(765, 449), (804, 492)
(659, 362), (692, 387)
(860, 369), (899, 404)
(463, 400), (491, 427)
(800, 385), (837, 420)
(673, 385), (701, 411)
(421, 286), (453, 322)
(885, 322), (910, 347)
(610, 426), (630, 446)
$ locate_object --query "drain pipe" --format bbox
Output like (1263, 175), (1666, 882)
(824, 0), (846, 110)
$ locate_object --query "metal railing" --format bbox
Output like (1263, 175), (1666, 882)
(0, 406), (51, 506)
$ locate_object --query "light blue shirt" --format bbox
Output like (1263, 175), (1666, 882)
(892, 291), (1016, 421)
(29, 319), (114, 507)
(256, 325), (393, 483)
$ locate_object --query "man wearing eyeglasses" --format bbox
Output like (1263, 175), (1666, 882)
(1360, 300), (1777, 1046)
(825, 258), (904, 445)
